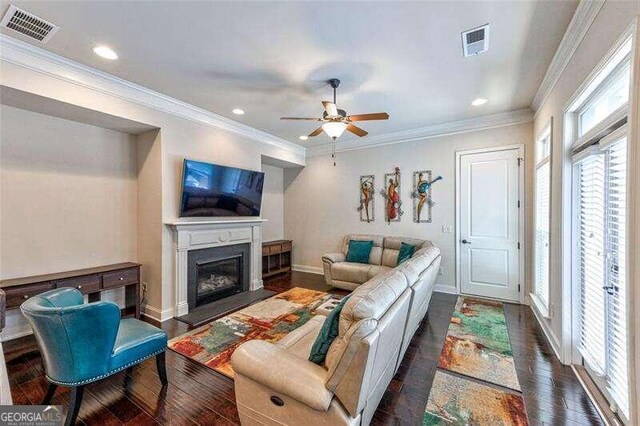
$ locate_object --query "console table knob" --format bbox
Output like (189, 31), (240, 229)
(77, 285), (82, 289)
(119, 277), (124, 281)
(23, 295), (29, 300)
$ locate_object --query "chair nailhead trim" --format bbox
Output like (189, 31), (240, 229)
(46, 349), (166, 386)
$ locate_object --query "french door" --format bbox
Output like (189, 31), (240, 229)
(573, 129), (629, 421)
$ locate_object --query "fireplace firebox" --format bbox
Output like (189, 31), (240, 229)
(187, 243), (250, 311)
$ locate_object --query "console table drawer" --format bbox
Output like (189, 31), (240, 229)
(56, 275), (101, 294)
(269, 245), (282, 255)
(5, 282), (53, 308)
(282, 241), (292, 252)
(103, 268), (138, 289)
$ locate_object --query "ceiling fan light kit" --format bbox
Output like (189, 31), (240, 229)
(280, 78), (389, 165)
(322, 121), (348, 139)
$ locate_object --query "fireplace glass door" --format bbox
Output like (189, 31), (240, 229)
(195, 254), (243, 307)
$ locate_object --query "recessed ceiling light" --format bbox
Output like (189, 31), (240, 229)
(232, 108), (245, 115)
(299, 135), (308, 141)
(92, 45), (118, 60)
(471, 98), (488, 106)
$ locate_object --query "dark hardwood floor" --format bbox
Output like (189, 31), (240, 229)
(3, 271), (602, 425)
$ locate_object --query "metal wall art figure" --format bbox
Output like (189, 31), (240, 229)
(411, 170), (443, 223)
(380, 167), (403, 223)
(358, 175), (375, 222)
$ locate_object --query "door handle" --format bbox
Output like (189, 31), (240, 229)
(461, 239), (471, 244)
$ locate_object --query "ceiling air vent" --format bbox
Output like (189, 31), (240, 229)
(462, 24), (490, 57)
(0, 5), (59, 43)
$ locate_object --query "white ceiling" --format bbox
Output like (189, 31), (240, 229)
(1, 1), (577, 147)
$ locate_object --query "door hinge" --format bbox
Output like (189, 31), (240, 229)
(517, 157), (524, 167)
(517, 200), (520, 208)
(518, 284), (521, 292)
(517, 242), (520, 249)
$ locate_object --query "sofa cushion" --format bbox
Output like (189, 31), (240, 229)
(332, 262), (371, 284)
(397, 246), (441, 287)
(346, 240), (374, 264)
(383, 236), (427, 250)
(366, 265), (391, 279)
(341, 235), (384, 265)
(309, 296), (350, 364)
(338, 269), (409, 336)
(381, 249), (400, 267)
(396, 242), (416, 265)
(276, 315), (325, 360)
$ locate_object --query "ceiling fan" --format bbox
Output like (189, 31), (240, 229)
(280, 78), (389, 140)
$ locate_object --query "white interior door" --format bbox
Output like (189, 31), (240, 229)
(459, 147), (521, 302)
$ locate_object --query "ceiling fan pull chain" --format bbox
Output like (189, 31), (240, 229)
(332, 140), (337, 166)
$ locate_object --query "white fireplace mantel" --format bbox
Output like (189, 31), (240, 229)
(165, 218), (266, 317)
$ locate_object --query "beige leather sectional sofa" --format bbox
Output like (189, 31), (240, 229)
(231, 235), (441, 425)
(322, 234), (434, 290)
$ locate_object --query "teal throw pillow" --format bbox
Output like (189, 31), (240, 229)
(309, 296), (350, 364)
(396, 242), (416, 265)
(345, 240), (374, 264)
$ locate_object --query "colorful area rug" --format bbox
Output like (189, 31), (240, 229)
(423, 371), (528, 426)
(423, 296), (528, 425)
(438, 297), (520, 391)
(168, 287), (331, 378)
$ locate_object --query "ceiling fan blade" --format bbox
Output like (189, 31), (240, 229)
(347, 124), (368, 137)
(308, 127), (324, 137)
(280, 117), (323, 121)
(347, 112), (389, 122)
(322, 101), (339, 117)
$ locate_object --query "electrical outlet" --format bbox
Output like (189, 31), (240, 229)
(142, 282), (148, 292)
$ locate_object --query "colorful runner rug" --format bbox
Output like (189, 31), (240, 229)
(423, 296), (528, 425)
(439, 296), (520, 391)
(423, 371), (528, 426)
(168, 287), (331, 378)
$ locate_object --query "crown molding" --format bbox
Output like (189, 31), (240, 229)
(531, 0), (605, 114)
(0, 34), (305, 157)
(306, 108), (533, 157)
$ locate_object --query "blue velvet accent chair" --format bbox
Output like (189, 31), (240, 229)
(21, 288), (168, 426)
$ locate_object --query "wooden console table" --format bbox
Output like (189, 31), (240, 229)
(0, 262), (141, 318)
(262, 240), (292, 278)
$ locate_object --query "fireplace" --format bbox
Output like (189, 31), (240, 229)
(187, 243), (250, 311)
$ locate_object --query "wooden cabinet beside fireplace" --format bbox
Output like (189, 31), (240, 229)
(262, 240), (292, 278)
(0, 262), (141, 319)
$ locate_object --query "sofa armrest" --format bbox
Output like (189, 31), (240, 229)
(231, 340), (333, 411)
(322, 253), (346, 264)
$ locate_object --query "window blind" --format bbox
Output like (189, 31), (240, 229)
(575, 136), (629, 419)
(576, 153), (606, 373)
(534, 161), (550, 307)
(604, 138), (628, 418)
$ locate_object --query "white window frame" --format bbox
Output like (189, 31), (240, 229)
(561, 23), (638, 425)
(576, 57), (631, 137)
(530, 119), (552, 318)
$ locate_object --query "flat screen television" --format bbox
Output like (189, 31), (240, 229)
(180, 159), (265, 217)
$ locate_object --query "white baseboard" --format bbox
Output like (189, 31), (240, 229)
(529, 298), (564, 362)
(434, 284), (458, 295)
(142, 304), (175, 322)
(292, 264), (323, 275)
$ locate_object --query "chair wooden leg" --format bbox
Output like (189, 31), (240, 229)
(65, 385), (84, 426)
(156, 351), (168, 386)
(41, 383), (57, 405)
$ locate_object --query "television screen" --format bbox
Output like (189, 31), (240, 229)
(180, 159), (264, 217)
